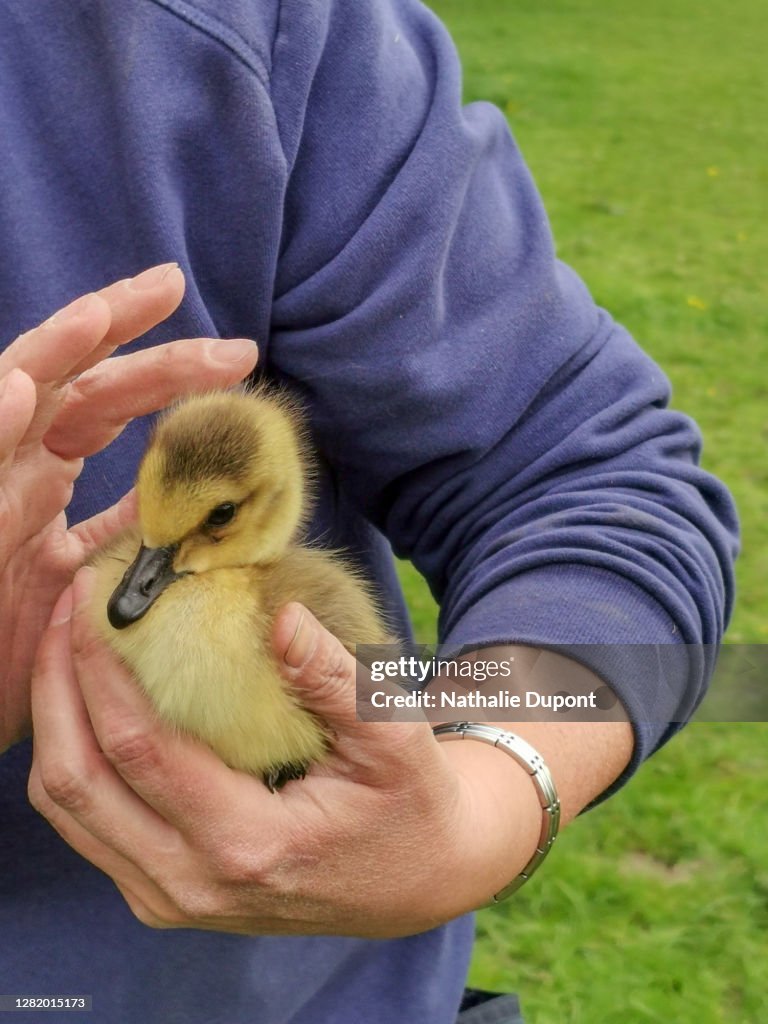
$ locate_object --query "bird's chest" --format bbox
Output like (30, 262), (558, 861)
(109, 570), (274, 733)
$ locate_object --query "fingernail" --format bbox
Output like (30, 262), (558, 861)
(284, 608), (316, 669)
(50, 587), (73, 627)
(208, 338), (258, 364)
(50, 293), (96, 324)
(128, 263), (181, 291)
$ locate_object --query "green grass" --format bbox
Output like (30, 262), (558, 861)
(397, 1), (768, 1020)
(469, 723), (768, 1023)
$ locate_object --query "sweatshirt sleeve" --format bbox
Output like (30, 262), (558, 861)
(267, 0), (739, 790)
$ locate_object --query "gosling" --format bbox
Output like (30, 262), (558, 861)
(89, 388), (393, 790)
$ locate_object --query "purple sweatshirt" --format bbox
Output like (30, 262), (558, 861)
(0, 1), (737, 1022)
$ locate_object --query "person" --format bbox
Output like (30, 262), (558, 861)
(0, 1), (738, 1022)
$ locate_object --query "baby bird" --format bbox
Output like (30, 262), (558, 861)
(89, 387), (393, 790)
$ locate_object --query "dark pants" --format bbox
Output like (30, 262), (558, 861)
(456, 989), (524, 1024)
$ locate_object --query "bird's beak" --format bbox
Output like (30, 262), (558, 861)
(107, 543), (186, 629)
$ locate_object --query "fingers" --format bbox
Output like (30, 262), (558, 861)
(0, 292), (113, 388)
(5, 448), (84, 548)
(68, 490), (138, 559)
(0, 264), (186, 452)
(274, 604), (429, 779)
(276, 603), (360, 728)
(27, 756), (180, 927)
(68, 263), (186, 375)
(30, 586), (172, 839)
(0, 264), (185, 387)
(0, 371), (81, 551)
(30, 579), (299, 933)
(0, 368), (36, 467)
(29, 584), (186, 869)
(45, 337), (259, 459)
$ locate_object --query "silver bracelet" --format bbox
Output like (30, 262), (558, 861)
(432, 722), (561, 906)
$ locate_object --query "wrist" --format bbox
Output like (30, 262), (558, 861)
(436, 732), (544, 910)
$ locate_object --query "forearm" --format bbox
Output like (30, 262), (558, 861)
(434, 650), (633, 908)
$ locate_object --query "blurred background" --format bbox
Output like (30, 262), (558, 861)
(396, 1), (767, 1020)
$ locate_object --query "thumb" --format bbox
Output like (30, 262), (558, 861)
(273, 603), (362, 731)
(69, 489), (138, 557)
(273, 604), (421, 734)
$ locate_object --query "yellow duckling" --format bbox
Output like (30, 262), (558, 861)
(89, 387), (393, 790)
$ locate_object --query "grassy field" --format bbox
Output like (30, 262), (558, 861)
(398, 1), (768, 1020)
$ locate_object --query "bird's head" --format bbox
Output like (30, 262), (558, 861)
(107, 388), (309, 629)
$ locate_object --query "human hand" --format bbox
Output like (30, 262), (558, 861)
(28, 568), (543, 938)
(0, 266), (259, 749)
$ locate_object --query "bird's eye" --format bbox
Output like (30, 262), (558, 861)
(206, 502), (237, 527)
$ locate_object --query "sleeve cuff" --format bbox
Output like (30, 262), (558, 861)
(439, 563), (716, 802)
